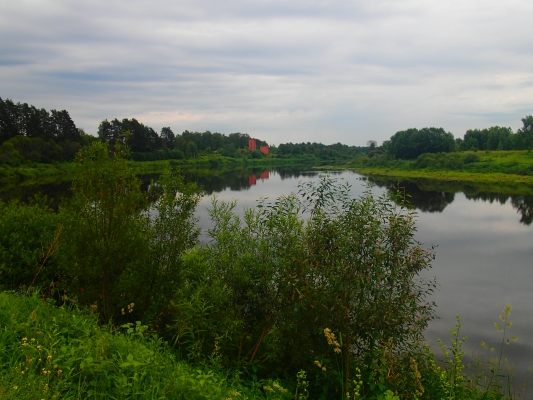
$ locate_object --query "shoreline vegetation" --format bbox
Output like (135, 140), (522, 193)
(1, 143), (529, 399)
(3, 150), (533, 194)
(344, 150), (533, 190)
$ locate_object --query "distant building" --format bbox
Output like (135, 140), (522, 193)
(248, 138), (256, 151)
(248, 138), (269, 155)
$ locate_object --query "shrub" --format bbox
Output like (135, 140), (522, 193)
(0, 197), (61, 291)
(171, 176), (436, 398)
(463, 152), (481, 164)
(58, 143), (202, 326)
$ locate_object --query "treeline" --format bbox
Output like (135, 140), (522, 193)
(276, 141), (362, 159)
(0, 96), (363, 166)
(377, 116), (533, 160)
(459, 119), (533, 151)
(98, 118), (267, 161)
(98, 118), (363, 161)
(0, 98), (96, 165)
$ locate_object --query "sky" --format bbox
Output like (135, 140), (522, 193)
(1, 0), (532, 146)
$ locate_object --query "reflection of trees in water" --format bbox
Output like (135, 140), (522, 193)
(463, 191), (509, 205)
(464, 192), (533, 226)
(368, 179), (455, 213)
(511, 196), (533, 225)
(366, 175), (533, 225)
(0, 181), (71, 210)
(181, 167), (319, 195)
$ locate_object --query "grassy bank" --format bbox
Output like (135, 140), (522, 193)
(345, 150), (533, 186)
(1, 292), (526, 399)
(0, 292), (263, 400)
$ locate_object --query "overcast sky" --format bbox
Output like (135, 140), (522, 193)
(1, 0), (532, 146)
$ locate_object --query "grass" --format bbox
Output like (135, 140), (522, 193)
(0, 292), (261, 399)
(0, 292), (528, 399)
(345, 150), (533, 187)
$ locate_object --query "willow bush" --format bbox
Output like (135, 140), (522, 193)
(171, 176), (437, 398)
(59, 142), (202, 326)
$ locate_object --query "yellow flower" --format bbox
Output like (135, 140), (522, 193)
(13, 386), (18, 390)
(322, 367), (326, 372)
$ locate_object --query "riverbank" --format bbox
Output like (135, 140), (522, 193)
(0, 154), (345, 190)
(344, 150), (533, 188)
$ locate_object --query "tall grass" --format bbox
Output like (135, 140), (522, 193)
(0, 292), (259, 399)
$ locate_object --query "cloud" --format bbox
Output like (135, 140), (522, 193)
(1, 0), (532, 145)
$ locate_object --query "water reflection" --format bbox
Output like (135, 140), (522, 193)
(2, 168), (533, 226)
(365, 176), (533, 225)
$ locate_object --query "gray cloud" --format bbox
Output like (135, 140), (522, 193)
(1, 0), (532, 145)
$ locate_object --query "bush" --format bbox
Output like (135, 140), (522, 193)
(171, 176), (436, 398)
(58, 143), (202, 326)
(463, 152), (481, 164)
(0, 197), (61, 291)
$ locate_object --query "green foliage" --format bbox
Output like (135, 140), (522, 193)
(59, 142), (201, 326)
(0, 97), (83, 164)
(171, 175), (436, 398)
(0, 197), (61, 291)
(0, 292), (258, 399)
(388, 127), (456, 159)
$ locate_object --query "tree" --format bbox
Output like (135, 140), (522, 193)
(59, 142), (202, 325)
(160, 127), (175, 150)
(389, 127), (455, 159)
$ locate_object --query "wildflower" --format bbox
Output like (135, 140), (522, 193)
(494, 322), (502, 332)
(481, 341), (488, 349)
(504, 304), (512, 316)
(322, 367), (326, 372)
(31, 338), (36, 342)
(506, 321), (512, 327)
(334, 347), (341, 354)
(511, 336), (518, 342)
(121, 308), (125, 315)
(13, 386), (18, 390)
(47, 355), (52, 360)
(499, 315), (505, 321)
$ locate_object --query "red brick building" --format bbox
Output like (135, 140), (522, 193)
(248, 138), (256, 151)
